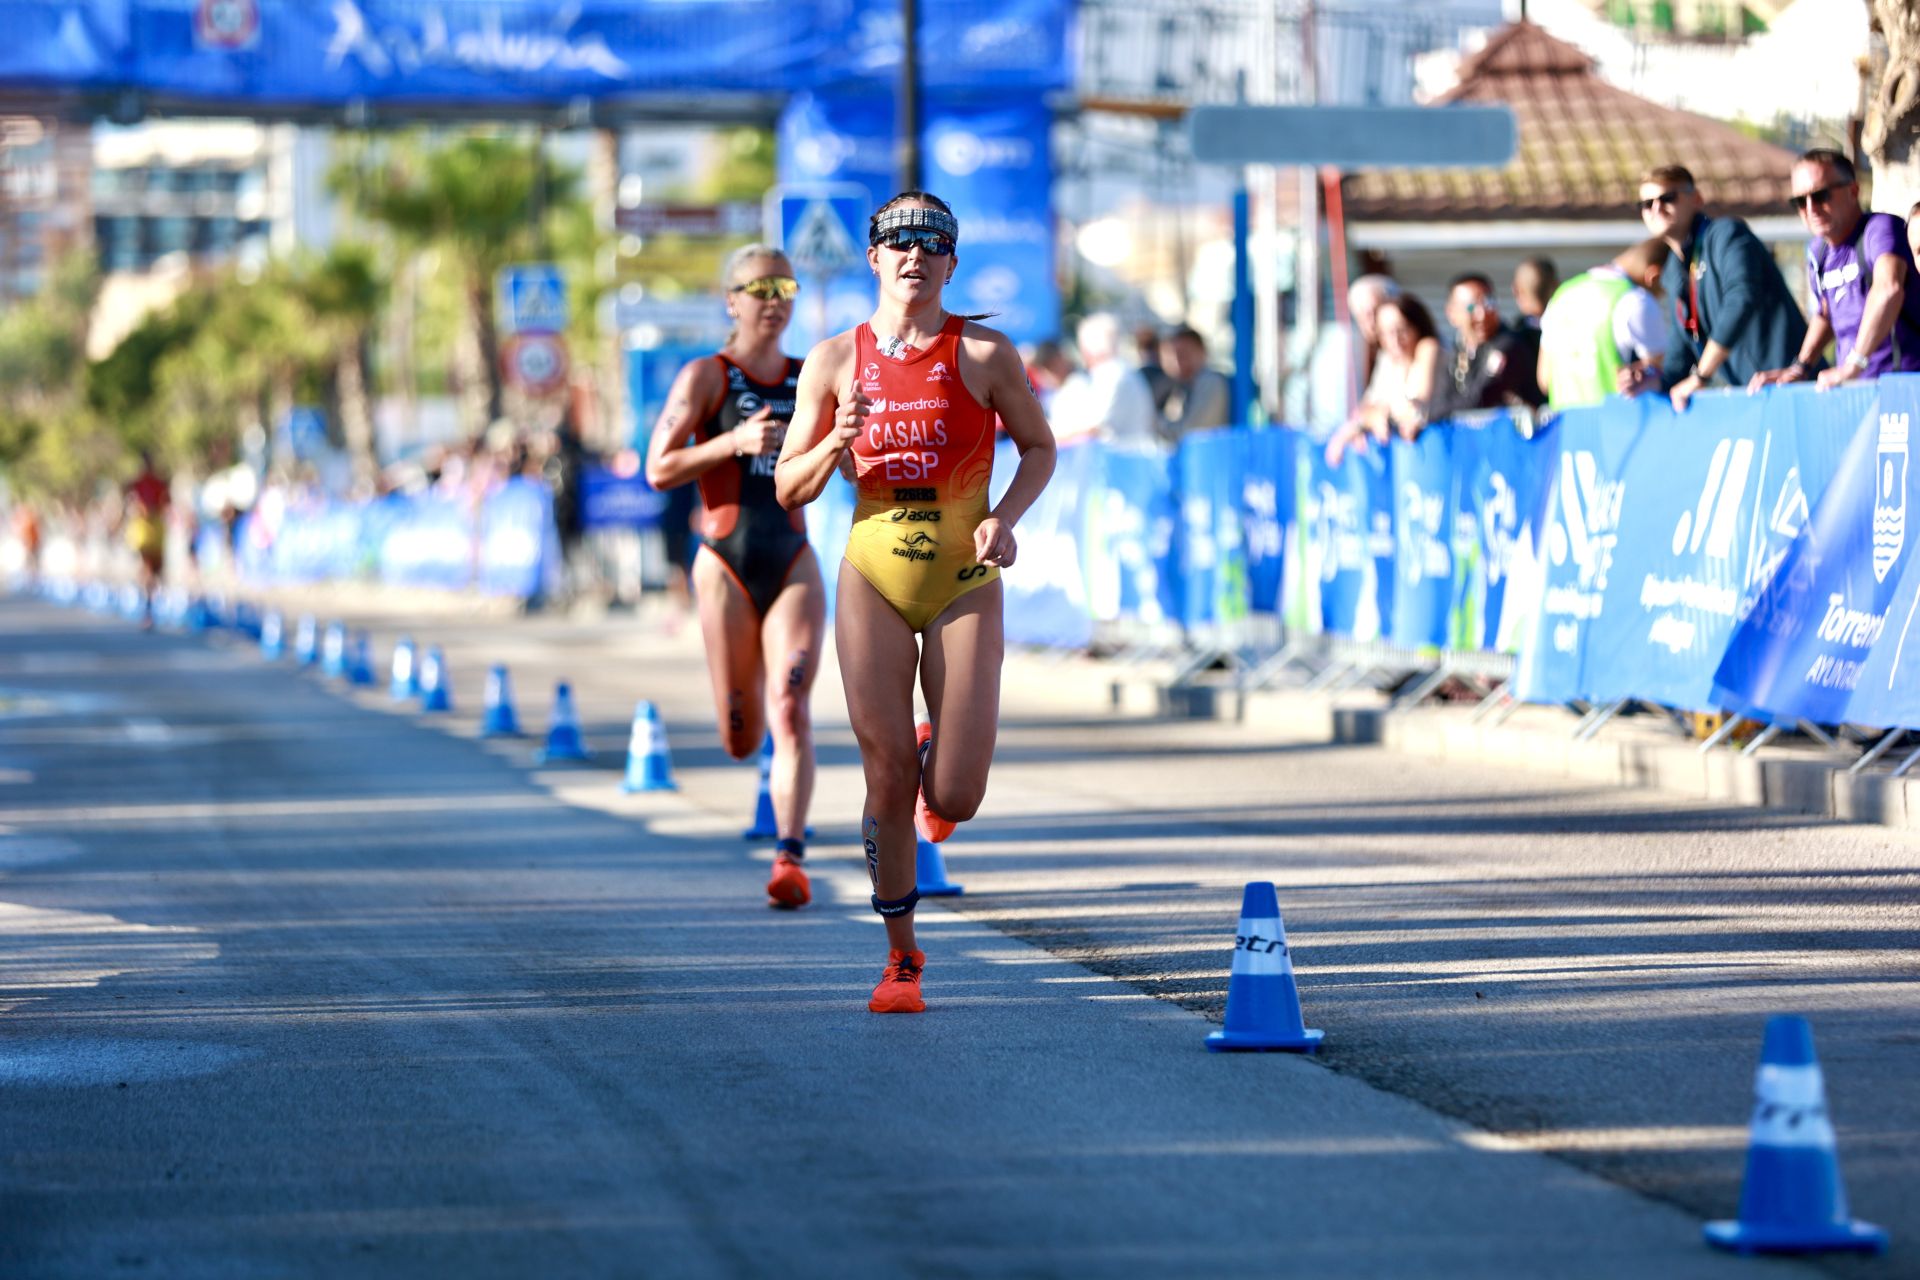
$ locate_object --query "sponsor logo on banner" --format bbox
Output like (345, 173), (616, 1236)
(325, 1), (629, 79)
(1542, 449), (1625, 654)
(1874, 412), (1908, 583)
(931, 129), (1034, 177)
(1479, 471), (1519, 585)
(1398, 480), (1451, 586)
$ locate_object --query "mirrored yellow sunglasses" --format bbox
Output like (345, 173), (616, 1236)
(730, 276), (800, 301)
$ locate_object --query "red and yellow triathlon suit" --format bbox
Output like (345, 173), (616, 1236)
(844, 314), (999, 632)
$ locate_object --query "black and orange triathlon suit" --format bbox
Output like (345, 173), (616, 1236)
(693, 354), (810, 616)
(844, 314), (999, 633)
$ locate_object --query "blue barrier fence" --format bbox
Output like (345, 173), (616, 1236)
(231, 380), (1920, 732)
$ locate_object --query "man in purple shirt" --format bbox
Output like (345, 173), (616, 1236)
(1751, 148), (1920, 391)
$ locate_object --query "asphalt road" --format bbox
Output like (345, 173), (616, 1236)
(1, 591), (1910, 1278)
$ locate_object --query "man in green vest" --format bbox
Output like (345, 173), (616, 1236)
(1536, 238), (1671, 410)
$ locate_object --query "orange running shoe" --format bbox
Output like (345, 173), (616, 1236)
(868, 948), (927, 1013)
(913, 720), (956, 844)
(766, 853), (810, 909)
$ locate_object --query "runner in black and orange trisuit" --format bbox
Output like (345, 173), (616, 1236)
(777, 193), (1056, 1013)
(646, 245), (824, 909)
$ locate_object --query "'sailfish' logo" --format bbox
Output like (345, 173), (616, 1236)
(1672, 437), (1755, 561)
(1875, 412), (1909, 584)
(891, 530), (937, 562)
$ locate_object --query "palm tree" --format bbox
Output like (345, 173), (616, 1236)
(295, 244), (387, 489)
(336, 132), (581, 435)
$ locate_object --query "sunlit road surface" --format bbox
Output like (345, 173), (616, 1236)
(2, 592), (1910, 1277)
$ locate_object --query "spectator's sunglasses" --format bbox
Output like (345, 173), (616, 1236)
(1789, 183), (1845, 214)
(730, 276), (800, 301)
(872, 227), (956, 257)
(1637, 189), (1687, 212)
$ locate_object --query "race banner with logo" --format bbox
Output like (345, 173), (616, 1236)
(1243, 428), (1296, 616)
(1297, 442), (1393, 642)
(995, 437), (1095, 648)
(1087, 444), (1180, 630)
(1387, 428), (1456, 650)
(1175, 430), (1250, 629)
(777, 86), (1056, 348)
(1712, 377), (1919, 725)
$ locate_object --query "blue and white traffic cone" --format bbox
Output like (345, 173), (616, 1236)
(293, 614), (319, 667)
(1205, 881), (1322, 1052)
(621, 701), (677, 792)
(743, 735), (780, 838)
(346, 631), (376, 686)
(480, 665), (522, 737)
(1704, 1015), (1888, 1255)
(536, 681), (591, 763)
(916, 833), (963, 896)
(259, 610), (284, 660)
(418, 646), (452, 713)
(389, 638), (419, 700)
(185, 596), (214, 632)
(232, 600), (261, 639)
(321, 621), (348, 679)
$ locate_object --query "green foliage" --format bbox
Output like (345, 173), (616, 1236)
(0, 252), (118, 499)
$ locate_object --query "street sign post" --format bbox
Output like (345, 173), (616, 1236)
(767, 183), (872, 346)
(500, 333), (570, 398)
(497, 263), (569, 336)
(1187, 105), (1518, 169)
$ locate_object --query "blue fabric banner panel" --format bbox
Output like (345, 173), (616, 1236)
(1300, 443), (1392, 642)
(1088, 444), (1181, 630)
(1242, 428), (1295, 617)
(1388, 427), (1455, 650)
(994, 435), (1093, 648)
(1713, 377), (1920, 726)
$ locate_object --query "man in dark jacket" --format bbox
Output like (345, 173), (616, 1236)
(1431, 273), (1545, 419)
(1626, 163), (1808, 412)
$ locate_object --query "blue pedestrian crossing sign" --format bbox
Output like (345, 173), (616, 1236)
(497, 263), (568, 336)
(777, 190), (867, 280)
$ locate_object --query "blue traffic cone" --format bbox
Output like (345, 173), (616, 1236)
(1205, 882), (1322, 1053)
(119, 584), (145, 620)
(321, 621), (348, 678)
(536, 681), (591, 763)
(418, 646), (452, 713)
(232, 600), (261, 639)
(389, 638), (419, 700)
(259, 610), (284, 660)
(1704, 1016), (1888, 1255)
(480, 665), (522, 737)
(185, 596), (214, 632)
(293, 614), (319, 666)
(346, 631), (376, 686)
(916, 833), (964, 896)
(622, 701), (677, 792)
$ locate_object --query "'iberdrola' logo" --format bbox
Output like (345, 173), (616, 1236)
(1875, 412), (1908, 584)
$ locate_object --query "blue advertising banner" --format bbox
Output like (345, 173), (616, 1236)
(1087, 444), (1180, 629)
(1242, 428), (1295, 616)
(1387, 428), (1455, 650)
(477, 478), (557, 599)
(1713, 378), (1920, 725)
(1452, 413), (1552, 652)
(6, 0), (1069, 104)
(580, 467), (665, 530)
(1512, 396), (1641, 704)
(778, 86), (1057, 348)
(1299, 443), (1392, 641)
(1175, 430), (1249, 629)
(995, 436), (1094, 648)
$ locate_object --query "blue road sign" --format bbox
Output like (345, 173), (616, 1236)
(497, 264), (569, 336)
(775, 190), (868, 280)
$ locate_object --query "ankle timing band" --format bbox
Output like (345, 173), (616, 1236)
(775, 837), (805, 860)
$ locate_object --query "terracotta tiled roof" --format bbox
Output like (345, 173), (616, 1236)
(1342, 21), (1800, 222)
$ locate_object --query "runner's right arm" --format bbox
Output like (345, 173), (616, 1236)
(776, 337), (866, 510)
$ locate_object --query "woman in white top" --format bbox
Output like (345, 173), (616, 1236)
(1325, 293), (1442, 465)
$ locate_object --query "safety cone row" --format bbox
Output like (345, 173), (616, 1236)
(622, 701), (677, 792)
(389, 638), (419, 701)
(417, 646), (452, 713)
(537, 681), (592, 763)
(480, 664), (522, 738)
(259, 610), (284, 660)
(320, 621), (348, 679)
(293, 615), (319, 667)
(1704, 1015), (1887, 1255)
(346, 631), (376, 687)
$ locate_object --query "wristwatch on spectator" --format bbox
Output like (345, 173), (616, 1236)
(1786, 359), (1808, 379)
(1846, 350), (1871, 374)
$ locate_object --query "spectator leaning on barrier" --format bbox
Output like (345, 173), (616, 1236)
(1157, 326), (1235, 443)
(1346, 273), (1401, 406)
(1050, 312), (1162, 449)
(1431, 273), (1545, 419)
(1537, 238), (1671, 410)
(1628, 163), (1808, 412)
(1750, 149), (1920, 392)
(1324, 291), (1443, 465)
(1512, 256), (1560, 330)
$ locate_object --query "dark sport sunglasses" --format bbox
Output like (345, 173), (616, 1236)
(873, 227), (955, 257)
(1789, 183), (1846, 214)
(730, 276), (799, 301)
(1637, 189), (1688, 212)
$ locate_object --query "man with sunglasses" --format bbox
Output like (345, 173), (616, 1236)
(1629, 164), (1807, 412)
(1750, 149), (1920, 393)
(1428, 273), (1544, 422)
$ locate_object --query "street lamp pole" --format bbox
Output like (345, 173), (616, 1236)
(899, 0), (922, 193)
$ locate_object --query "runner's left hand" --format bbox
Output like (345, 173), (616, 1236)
(975, 517), (1016, 568)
